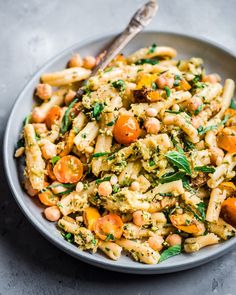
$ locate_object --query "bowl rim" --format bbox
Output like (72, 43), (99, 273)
(3, 30), (236, 274)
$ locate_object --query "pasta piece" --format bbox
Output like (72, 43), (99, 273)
(118, 161), (142, 185)
(123, 223), (152, 239)
(194, 82), (222, 103)
(72, 111), (88, 132)
(98, 241), (122, 260)
(41, 67), (91, 86)
(74, 227), (98, 252)
(206, 188), (226, 222)
(184, 233), (219, 253)
(74, 121), (99, 152)
(58, 191), (88, 216)
(116, 238), (160, 264)
(58, 216), (80, 234)
(145, 180), (185, 199)
(208, 218), (236, 240)
(24, 124), (45, 190)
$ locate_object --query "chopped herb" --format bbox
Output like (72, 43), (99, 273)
(194, 82), (205, 89)
(51, 156), (60, 166)
(194, 166), (216, 173)
(197, 202), (206, 220)
(166, 151), (191, 175)
(23, 115), (31, 125)
(95, 176), (111, 185)
(17, 137), (25, 148)
(186, 219), (191, 225)
(151, 82), (157, 90)
(107, 120), (116, 126)
(159, 171), (186, 184)
(61, 99), (78, 134)
(230, 99), (236, 110)
(174, 75), (181, 87)
(92, 152), (110, 158)
(149, 159), (155, 167)
(159, 193), (174, 197)
(82, 133), (87, 138)
(62, 232), (74, 243)
(197, 115), (229, 135)
(164, 86), (171, 97)
(105, 233), (115, 241)
(92, 102), (104, 121)
(135, 58), (159, 65)
(40, 183), (75, 193)
(165, 110), (182, 114)
(194, 104), (203, 115)
(192, 75), (202, 84)
(73, 127), (79, 134)
(148, 43), (157, 54)
(112, 184), (120, 193)
(112, 79), (126, 92)
(183, 138), (195, 152)
(159, 245), (182, 262)
(104, 67), (114, 73)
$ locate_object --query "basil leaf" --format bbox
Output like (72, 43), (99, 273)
(166, 151), (191, 175)
(92, 152), (110, 158)
(159, 171), (186, 184)
(61, 99), (78, 134)
(95, 176), (111, 185)
(112, 80), (126, 91)
(159, 245), (182, 262)
(197, 202), (206, 220)
(194, 166), (216, 173)
(164, 86), (171, 97)
(230, 99), (236, 110)
(135, 58), (159, 65)
(148, 43), (157, 54)
(92, 102), (104, 121)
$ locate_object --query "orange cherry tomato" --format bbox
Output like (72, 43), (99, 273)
(113, 115), (140, 145)
(221, 197), (236, 226)
(53, 155), (83, 183)
(46, 162), (57, 181)
(224, 108), (236, 118)
(38, 183), (59, 206)
(45, 105), (61, 129)
(217, 126), (236, 153)
(94, 214), (123, 240)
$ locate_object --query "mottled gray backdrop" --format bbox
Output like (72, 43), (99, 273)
(0, 0), (236, 294)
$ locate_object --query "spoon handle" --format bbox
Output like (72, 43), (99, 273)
(91, 0), (158, 75)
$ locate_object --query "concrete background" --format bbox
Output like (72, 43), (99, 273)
(1, 0), (236, 294)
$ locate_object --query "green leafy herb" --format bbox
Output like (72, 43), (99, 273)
(194, 104), (203, 115)
(194, 166), (216, 173)
(61, 99), (78, 134)
(197, 202), (206, 220)
(230, 99), (236, 110)
(165, 110), (182, 114)
(92, 102), (104, 121)
(159, 171), (186, 184)
(17, 137), (25, 148)
(105, 233), (115, 241)
(197, 115), (229, 135)
(112, 184), (120, 193)
(51, 156), (60, 166)
(166, 151), (191, 175)
(40, 183), (75, 193)
(151, 81), (157, 90)
(112, 79), (126, 92)
(82, 133), (87, 138)
(159, 193), (174, 197)
(174, 75), (181, 87)
(148, 43), (157, 54)
(92, 152), (110, 158)
(95, 176), (111, 184)
(149, 159), (155, 167)
(182, 138), (195, 152)
(192, 75), (202, 84)
(104, 67), (114, 73)
(23, 115), (31, 125)
(159, 245), (182, 262)
(62, 232), (74, 243)
(164, 86), (171, 97)
(135, 58), (159, 65)
(107, 120), (116, 126)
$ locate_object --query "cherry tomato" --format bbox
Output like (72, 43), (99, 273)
(53, 155), (83, 183)
(221, 197), (236, 226)
(94, 214), (123, 240)
(45, 105), (61, 129)
(113, 115), (140, 145)
(217, 126), (236, 153)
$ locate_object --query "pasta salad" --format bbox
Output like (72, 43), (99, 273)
(15, 43), (236, 264)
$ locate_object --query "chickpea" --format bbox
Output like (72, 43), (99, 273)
(191, 116), (204, 129)
(130, 181), (140, 191)
(44, 206), (61, 222)
(209, 147), (224, 166)
(41, 140), (57, 160)
(146, 107), (157, 117)
(15, 147), (24, 158)
(68, 53), (83, 68)
(187, 97), (202, 112)
(33, 123), (48, 136)
(76, 182), (84, 193)
(64, 89), (76, 105)
(144, 118), (160, 134)
(156, 75), (174, 89)
(151, 212), (167, 225)
(166, 234), (182, 246)
(132, 210), (151, 227)
(83, 56), (96, 70)
(31, 107), (46, 123)
(98, 181), (112, 197)
(202, 74), (220, 83)
(148, 236), (164, 251)
(36, 83), (52, 101)
(51, 181), (68, 194)
(110, 174), (118, 185)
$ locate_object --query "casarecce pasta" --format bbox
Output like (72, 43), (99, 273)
(15, 43), (236, 264)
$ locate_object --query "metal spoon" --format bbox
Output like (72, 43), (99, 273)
(75, 0), (158, 99)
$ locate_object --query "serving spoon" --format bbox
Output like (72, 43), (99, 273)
(75, 0), (158, 99)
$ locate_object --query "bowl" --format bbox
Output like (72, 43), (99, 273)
(4, 31), (236, 274)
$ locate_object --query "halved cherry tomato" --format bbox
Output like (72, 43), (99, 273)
(221, 197), (236, 226)
(83, 207), (101, 231)
(218, 182), (236, 197)
(217, 126), (236, 153)
(179, 79), (191, 91)
(53, 155), (83, 183)
(46, 162), (57, 181)
(113, 115), (140, 145)
(224, 108), (236, 118)
(59, 130), (76, 157)
(170, 213), (205, 234)
(38, 183), (59, 206)
(45, 105), (61, 129)
(93, 214), (123, 240)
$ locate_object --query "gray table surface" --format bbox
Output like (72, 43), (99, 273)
(1, 0), (236, 294)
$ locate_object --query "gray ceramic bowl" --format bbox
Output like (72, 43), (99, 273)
(4, 31), (236, 274)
